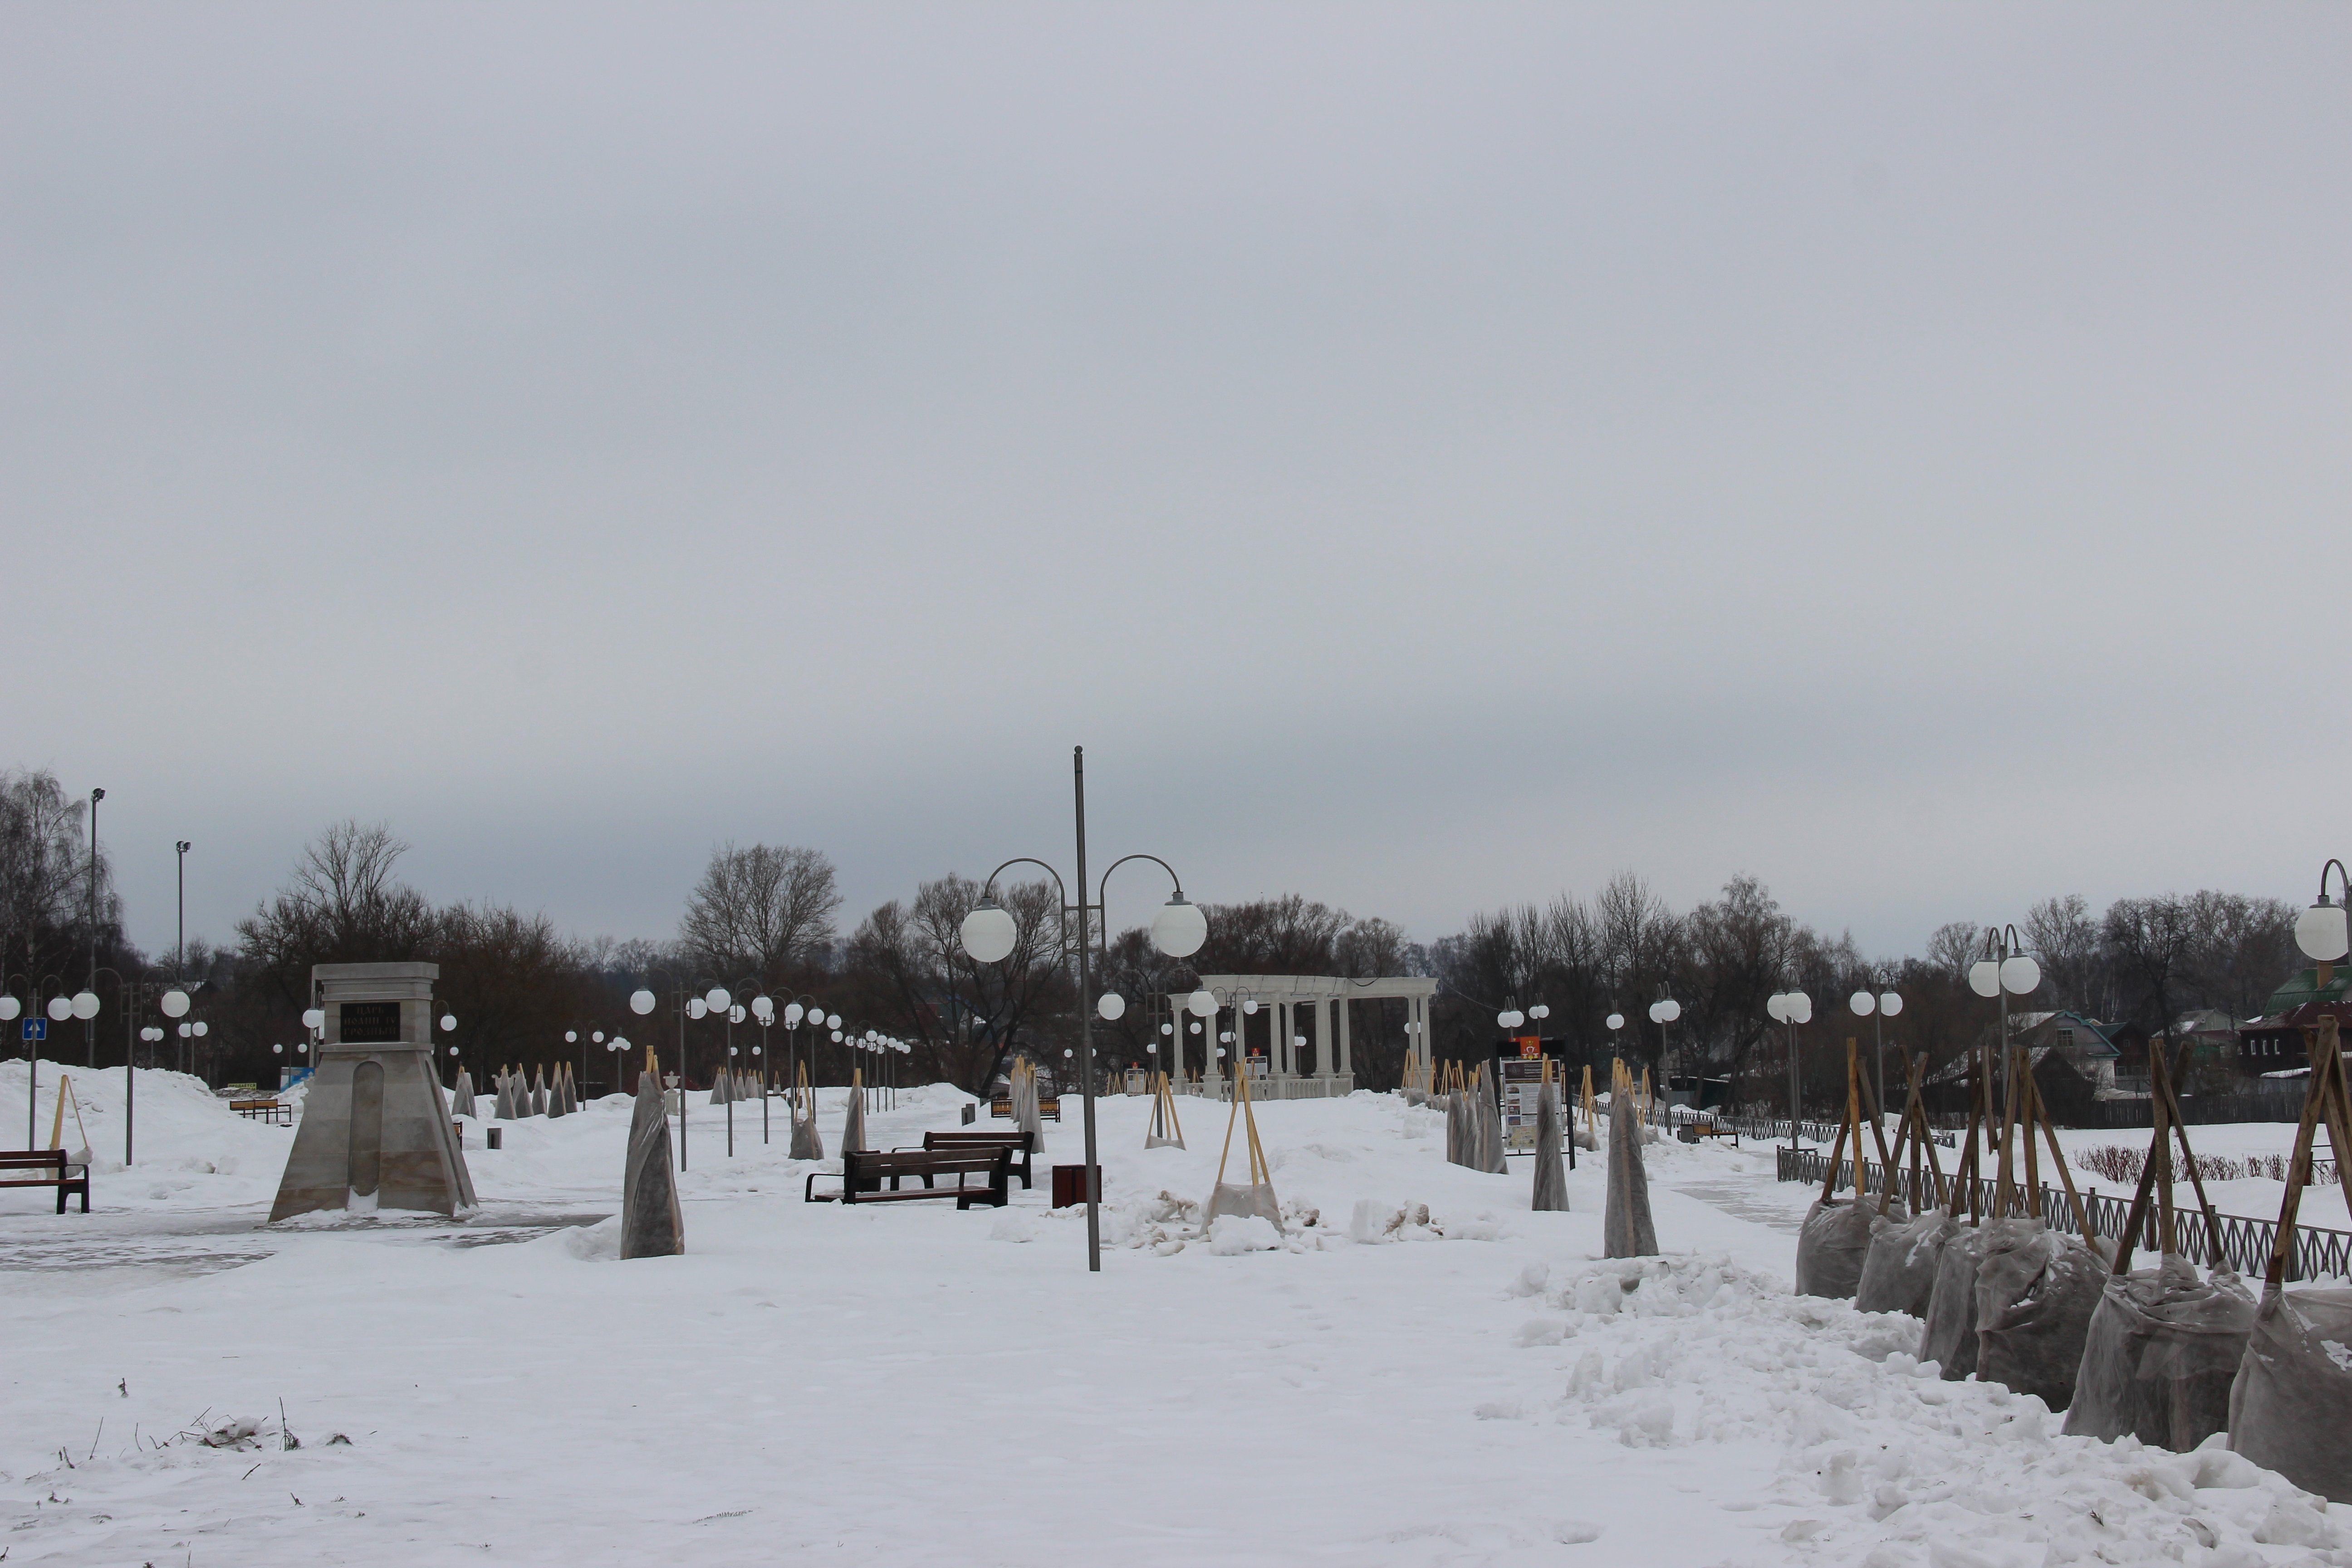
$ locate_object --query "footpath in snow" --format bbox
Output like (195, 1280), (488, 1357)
(0, 1060), (2347, 1567)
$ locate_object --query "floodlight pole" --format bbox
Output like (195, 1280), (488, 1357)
(1073, 751), (1098, 1270)
(86, 788), (103, 1068)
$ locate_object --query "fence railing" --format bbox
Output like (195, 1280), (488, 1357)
(1775, 1145), (2352, 1284)
(1679, 1103), (1955, 1150)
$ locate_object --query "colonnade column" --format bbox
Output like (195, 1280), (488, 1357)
(1338, 997), (1352, 1082)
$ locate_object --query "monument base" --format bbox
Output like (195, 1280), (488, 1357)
(269, 962), (476, 1222)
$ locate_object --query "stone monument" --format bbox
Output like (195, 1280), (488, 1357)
(269, 961), (477, 1221)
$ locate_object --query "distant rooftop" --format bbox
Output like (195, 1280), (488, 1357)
(2264, 966), (2352, 1015)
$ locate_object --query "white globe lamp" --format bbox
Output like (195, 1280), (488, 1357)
(1149, 895), (1208, 959)
(2297, 898), (2349, 962)
(960, 898), (1019, 964)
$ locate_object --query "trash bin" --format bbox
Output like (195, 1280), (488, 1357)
(1051, 1164), (1100, 1209)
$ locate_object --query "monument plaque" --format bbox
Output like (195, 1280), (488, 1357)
(269, 961), (476, 1221)
(339, 1001), (402, 1044)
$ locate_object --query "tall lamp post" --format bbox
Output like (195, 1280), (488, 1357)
(751, 994), (775, 1143)
(84, 787), (103, 1068)
(1766, 988), (1813, 1147)
(175, 840), (191, 980)
(627, 983), (732, 1170)
(1969, 927), (2040, 1103)
(1848, 980), (1904, 1120)
(958, 745), (1208, 1274)
(1649, 990), (1682, 1112)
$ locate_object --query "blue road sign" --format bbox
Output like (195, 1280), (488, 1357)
(21, 1019), (46, 1042)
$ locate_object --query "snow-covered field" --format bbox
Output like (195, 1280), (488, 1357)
(3, 1059), (2348, 1567)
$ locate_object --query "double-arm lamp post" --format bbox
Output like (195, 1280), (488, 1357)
(1968, 927), (2041, 1105)
(1847, 981), (1904, 1119)
(1765, 987), (1813, 1147)
(958, 746), (1208, 1274)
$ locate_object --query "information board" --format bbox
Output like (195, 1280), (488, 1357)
(1500, 1054), (1552, 1152)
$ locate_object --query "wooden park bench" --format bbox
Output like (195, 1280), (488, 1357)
(903, 1129), (1036, 1190)
(988, 1096), (1062, 1123)
(230, 1098), (292, 1126)
(1677, 1120), (1738, 1146)
(803, 1147), (1013, 1209)
(0, 1151), (91, 1214)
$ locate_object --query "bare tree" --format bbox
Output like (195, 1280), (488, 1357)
(1683, 873), (1791, 1104)
(0, 768), (118, 985)
(236, 821), (436, 1007)
(840, 874), (1064, 1094)
(2179, 889), (2295, 1021)
(2024, 895), (2101, 1014)
(1926, 921), (1981, 982)
(2102, 894), (2198, 1035)
(436, 902), (589, 1081)
(678, 844), (841, 991)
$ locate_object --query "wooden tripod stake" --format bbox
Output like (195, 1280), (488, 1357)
(1819, 1039), (1896, 1204)
(2262, 1014), (2352, 1295)
(1147, 1070), (1186, 1148)
(1214, 1061), (1274, 1195)
(2111, 1040), (2226, 1274)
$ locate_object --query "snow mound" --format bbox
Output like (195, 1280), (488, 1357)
(1206, 1215), (1280, 1254)
(560, 1216), (622, 1260)
(1529, 1253), (2351, 1563)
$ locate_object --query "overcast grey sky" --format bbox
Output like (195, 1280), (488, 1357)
(5, 4), (2346, 961)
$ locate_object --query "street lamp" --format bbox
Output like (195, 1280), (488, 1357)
(2296, 861), (2351, 985)
(959, 745), (1207, 1274)
(1970, 926), (2039, 1100)
(750, 993), (776, 1143)
(1766, 988), (1813, 1147)
(1848, 980), (1904, 1121)
(1648, 990), (1681, 1104)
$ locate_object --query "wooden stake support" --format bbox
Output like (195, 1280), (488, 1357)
(1820, 1039), (1871, 1202)
(1943, 1045), (1987, 1223)
(1214, 1058), (1273, 1190)
(1147, 1070), (1186, 1147)
(2262, 1013), (2352, 1297)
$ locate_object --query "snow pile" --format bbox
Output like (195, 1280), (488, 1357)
(1523, 1251), (2350, 1566)
(0, 1057), (298, 1202)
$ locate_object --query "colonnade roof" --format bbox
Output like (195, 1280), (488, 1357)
(1181, 974), (1436, 1003)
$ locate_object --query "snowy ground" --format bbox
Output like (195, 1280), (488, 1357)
(3, 1059), (2350, 1567)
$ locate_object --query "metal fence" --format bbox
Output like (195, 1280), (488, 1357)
(1776, 1145), (2352, 1284)
(1677, 1103), (1955, 1150)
